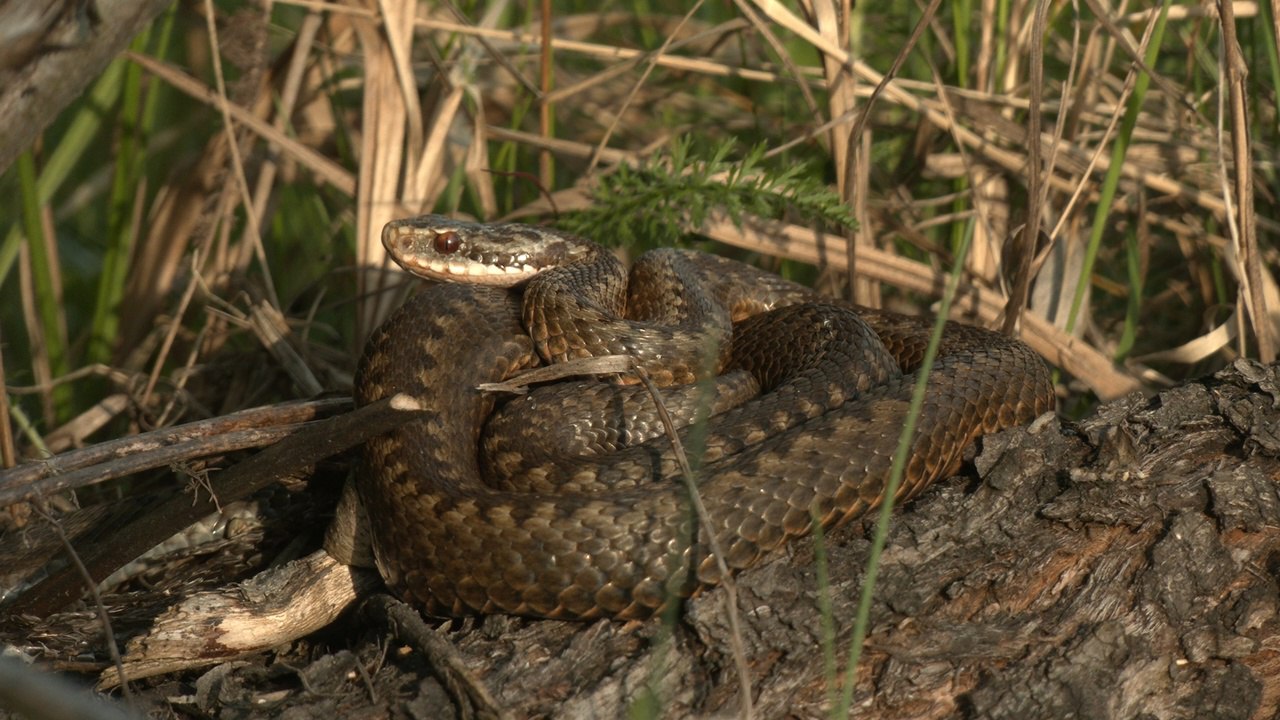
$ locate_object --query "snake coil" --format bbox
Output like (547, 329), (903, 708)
(353, 215), (1055, 620)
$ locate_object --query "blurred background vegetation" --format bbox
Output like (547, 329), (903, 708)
(1, 0), (1277, 456)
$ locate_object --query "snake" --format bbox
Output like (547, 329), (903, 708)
(353, 215), (1055, 620)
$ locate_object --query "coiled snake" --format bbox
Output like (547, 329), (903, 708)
(355, 215), (1055, 620)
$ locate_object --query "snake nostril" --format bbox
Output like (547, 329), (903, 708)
(435, 230), (462, 254)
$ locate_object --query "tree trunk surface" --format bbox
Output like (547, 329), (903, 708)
(0, 0), (173, 175)
(4, 361), (1279, 720)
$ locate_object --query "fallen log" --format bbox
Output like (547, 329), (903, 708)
(2, 361), (1277, 719)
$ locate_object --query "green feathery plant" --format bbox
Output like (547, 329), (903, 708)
(564, 138), (857, 247)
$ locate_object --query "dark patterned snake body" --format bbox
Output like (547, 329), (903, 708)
(355, 215), (1055, 620)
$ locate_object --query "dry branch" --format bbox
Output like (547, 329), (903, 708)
(6, 396), (408, 616)
(0, 0), (172, 175)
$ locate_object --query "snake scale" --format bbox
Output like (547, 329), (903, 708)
(354, 215), (1055, 620)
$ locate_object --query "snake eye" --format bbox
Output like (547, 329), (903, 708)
(434, 230), (461, 254)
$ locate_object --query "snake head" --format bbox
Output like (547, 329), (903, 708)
(382, 215), (595, 287)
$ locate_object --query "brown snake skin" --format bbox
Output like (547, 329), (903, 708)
(355, 215), (1056, 620)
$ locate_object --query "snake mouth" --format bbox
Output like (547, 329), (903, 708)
(394, 251), (544, 283)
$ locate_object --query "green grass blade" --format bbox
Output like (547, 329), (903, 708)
(88, 31), (153, 364)
(836, 217), (979, 717)
(1258, 0), (1280, 146)
(810, 507), (839, 713)
(16, 151), (72, 417)
(0, 58), (129, 290)
(1114, 224), (1143, 360)
(954, 0), (972, 87)
(1064, 3), (1170, 337)
(994, 0), (1011, 85)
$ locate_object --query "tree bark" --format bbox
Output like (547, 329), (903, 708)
(0, 0), (172, 175)
(411, 360), (1279, 719)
